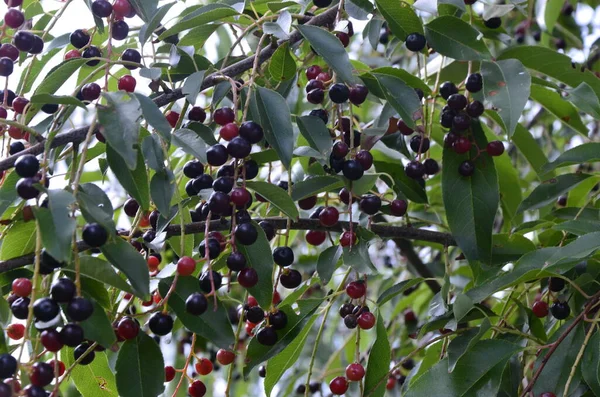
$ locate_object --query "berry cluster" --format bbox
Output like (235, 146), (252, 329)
(531, 277), (571, 320)
(304, 65), (369, 107)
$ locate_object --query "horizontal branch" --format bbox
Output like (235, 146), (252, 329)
(0, 217), (455, 273)
(0, 7), (339, 173)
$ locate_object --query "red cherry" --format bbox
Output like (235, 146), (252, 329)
(336, 32), (350, 47)
(7, 323), (25, 340)
(40, 329), (63, 352)
(195, 358), (213, 375)
(386, 377), (396, 390)
(213, 107), (235, 126)
(230, 187), (251, 207)
(65, 49), (81, 60)
(358, 311), (376, 329)
(147, 255), (160, 271)
(486, 140), (505, 156)
(306, 65), (322, 80)
(216, 349), (235, 365)
(219, 123), (239, 141)
(403, 309), (417, 323)
(8, 126), (25, 139)
(355, 150), (373, 170)
(245, 321), (256, 336)
(272, 291), (281, 305)
(112, 0), (132, 17)
(48, 360), (65, 377)
(319, 206), (339, 227)
(390, 199), (408, 216)
(188, 380), (206, 397)
(345, 363), (365, 381)
(316, 72), (331, 82)
(306, 230), (326, 246)
(453, 136), (472, 154)
(177, 256), (196, 276)
(118, 75), (136, 92)
(329, 376), (348, 395)
(12, 277), (32, 297)
(247, 296), (258, 307)
(340, 231), (356, 247)
(532, 300), (549, 318)
(165, 366), (176, 382)
(339, 188), (351, 205)
(166, 111), (179, 128)
(117, 317), (140, 340)
(346, 281), (366, 299)
(12, 97), (29, 114)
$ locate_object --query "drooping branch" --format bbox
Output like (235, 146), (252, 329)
(0, 6), (339, 173)
(0, 217), (455, 273)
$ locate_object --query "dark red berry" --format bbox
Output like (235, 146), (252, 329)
(329, 83), (350, 103)
(188, 106), (206, 122)
(216, 349), (235, 365)
(390, 199), (408, 216)
(279, 269), (302, 289)
(397, 120), (414, 135)
(349, 85), (369, 105)
(356, 150), (373, 170)
(405, 160), (425, 179)
(29, 362), (54, 387)
(117, 317), (140, 340)
(306, 230), (326, 246)
(486, 141), (504, 156)
(532, 300), (549, 318)
(340, 231), (356, 247)
(4, 9), (24, 29)
(238, 267), (259, 288)
(346, 363), (365, 381)
(359, 194), (381, 215)
(306, 65), (322, 80)
(307, 88), (325, 104)
(40, 329), (63, 352)
(319, 206), (339, 227)
(329, 376), (348, 395)
(12, 277), (32, 297)
(165, 366), (176, 382)
(214, 107), (235, 126)
(358, 311), (376, 329)
(118, 75), (136, 92)
(453, 136), (472, 154)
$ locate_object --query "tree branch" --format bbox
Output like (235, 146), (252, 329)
(0, 7), (339, 173)
(0, 217), (455, 273)
(394, 238), (442, 294)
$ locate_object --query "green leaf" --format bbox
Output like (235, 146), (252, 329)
(264, 314), (318, 397)
(373, 157), (428, 204)
(134, 93), (172, 142)
(182, 70), (207, 104)
(536, 0), (566, 36)
(150, 170), (175, 217)
(510, 121), (554, 179)
(0, 221), (37, 261)
(158, 277), (235, 348)
(129, 0), (158, 22)
(179, 24), (220, 48)
(375, 0), (423, 41)
(518, 173), (592, 213)
(296, 116), (333, 160)
(317, 245), (342, 284)
(453, 294), (474, 322)
(245, 181), (298, 220)
(480, 60), (530, 137)
(116, 333), (164, 397)
(448, 319), (491, 372)
(171, 128), (208, 164)
(64, 256), (136, 296)
(243, 298), (323, 377)
(442, 120), (499, 263)
(107, 144), (150, 211)
(405, 340), (521, 396)
(364, 312), (391, 397)
(254, 87), (295, 170)
(498, 46), (600, 98)
(269, 42), (296, 81)
(291, 176), (344, 202)
(158, 4), (238, 39)
(297, 25), (357, 85)
(342, 238), (377, 274)
(97, 92), (142, 169)
(77, 183), (116, 233)
(142, 134), (166, 171)
(33, 189), (76, 263)
(491, 234), (536, 265)
(533, 320), (584, 396)
(565, 83), (600, 119)
(530, 85), (588, 135)
(424, 16), (491, 61)
(187, 122), (218, 145)
(78, 299), (117, 348)
(0, 171), (19, 217)
(236, 222), (274, 308)
(101, 237), (150, 298)
(63, 349), (118, 397)
(30, 93), (85, 108)
(543, 143), (600, 172)
(139, 2), (176, 44)
(360, 66), (432, 98)
(377, 278), (424, 305)
(371, 73), (423, 129)
(582, 330), (600, 396)
(32, 58), (87, 96)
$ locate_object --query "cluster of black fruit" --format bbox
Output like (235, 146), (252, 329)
(304, 65), (369, 107)
(242, 302), (288, 347)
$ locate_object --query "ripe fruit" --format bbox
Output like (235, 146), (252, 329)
(349, 85), (369, 105)
(257, 326), (278, 346)
(332, 141), (350, 159)
(206, 144), (228, 166)
(235, 222), (258, 245)
(231, 187), (251, 208)
(177, 256), (196, 276)
(484, 17), (502, 29)
(307, 88), (325, 104)
(458, 160), (475, 177)
(337, 32), (350, 47)
(466, 100), (484, 117)
(405, 32), (426, 52)
(329, 83), (350, 103)
(220, 122), (239, 141)
(329, 376), (348, 395)
(532, 300), (549, 318)
(465, 73), (483, 93)
(214, 107), (235, 126)
(70, 29), (90, 49)
(4, 9), (24, 29)
(82, 45), (102, 66)
(121, 48), (141, 70)
(404, 309), (417, 323)
(189, 106), (207, 122)
(185, 293), (208, 316)
(397, 120), (414, 135)
(0, 44), (19, 61)
(550, 301), (570, 320)
(453, 136), (472, 154)
(165, 366), (176, 382)
(29, 362), (54, 387)
(299, 195), (317, 210)
(405, 160), (425, 179)
(340, 231), (356, 247)
(31, 36), (45, 53)
(7, 324), (24, 340)
(245, 306), (264, 324)
(0, 354), (17, 378)
(238, 120), (264, 144)
(319, 206), (339, 227)
(113, 21), (131, 41)
(359, 194), (382, 215)
(440, 81), (458, 100)
(12, 277), (32, 297)
(81, 82), (102, 101)
(199, 270), (223, 293)
(342, 159), (364, 180)
(358, 311), (376, 329)
(50, 278), (76, 303)
(279, 269), (302, 289)
(486, 141), (505, 156)
(73, 343), (95, 365)
(346, 363), (365, 381)
(66, 297), (94, 322)
(447, 94), (468, 110)
(118, 75), (136, 92)
(269, 310), (288, 330)
(117, 317), (140, 340)
(148, 312), (174, 335)
(548, 277), (565, 292)
(82, 222), (108, 247)
(48, 359), (65, 377)
(226, 252), (247, 271)
(91, 0), (113, 17)
(113, 0), (132, 16)
(60, 323), (85, 347)
(306, 230), (326, 246)
(33, 297), (60, 322)
(273, 246), (294, 267)
(195, 358), (213, 376)
(216, 349), (235, 365)
(356, 150), (373, 170)
(306, 65), (322, 80)
(390, 199), (408, 216)
(238, 267), (259, 288)
(314, 0), (333, 7)
(346, 281), (366, 299)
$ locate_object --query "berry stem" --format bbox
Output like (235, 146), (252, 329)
(242, 33), (268, 123)
(172, 334), (196, 397)
(225, 291), (248, 397)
